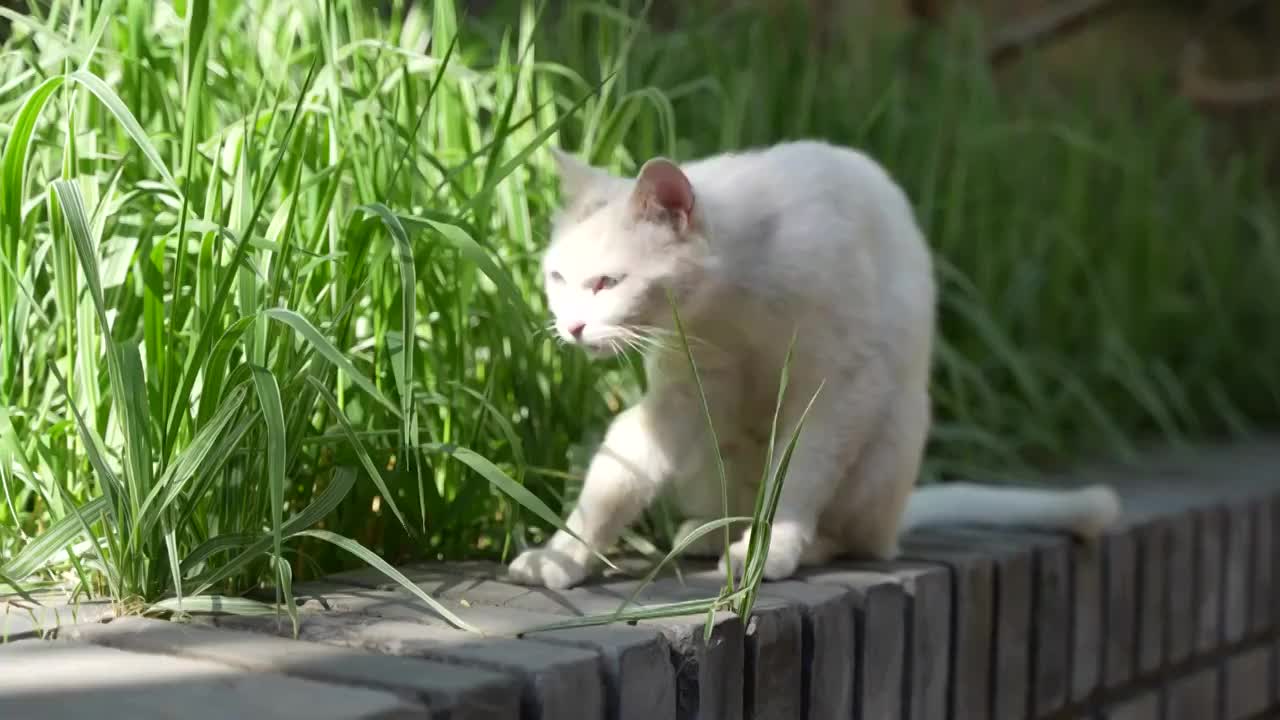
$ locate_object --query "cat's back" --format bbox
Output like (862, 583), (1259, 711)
(689, 139), (910, 211)
(688, 140), (931, 298)
(683, 140), (934, 382)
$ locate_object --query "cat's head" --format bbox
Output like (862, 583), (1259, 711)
(542, 149), (712, 356)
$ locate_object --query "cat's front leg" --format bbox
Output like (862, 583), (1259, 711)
(508, 398), (683, 589)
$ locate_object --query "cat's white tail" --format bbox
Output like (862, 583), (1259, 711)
(901, 482), (1122, 538)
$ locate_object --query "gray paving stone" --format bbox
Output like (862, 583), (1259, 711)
(0, 599), (114, 640)
(1136, 519), (1168, 675)
(1251, 497), (1275, 636)
(1100, 691), (1160, 720)
(341, 614), (602, 720)
(378, 578), (736, 720)
(65, 616), (520, 720)
(1069, 536), (1105, 703)
(948, 528), (1071, 718)
(349, 618), (604, 720)
(292, 586), (673, 720)
(1196, 506), (1227, 656)
(381, 572), (741, 720)
(1103, 529), (1138, 690)
(583, 573), (798, 720)
(644, 609), (744, 720)
(921, 530), (1036, 720)
(1165, 513), (1197, 665)
(1224, 645), (1273, 720)
(796, 566), (906, 720)
(805, 559), (951, 720)
(1028, 534), (1072, 716)
(902, 533), (996, 720)
(489, 585), (743, 720)
(307, 563), (744, 720)
(753, 580), (857, 720)
(1272, 497), (1280, 633)
(741, 597), (802, 720)
(1165, 666), (1219, 720)
(218, 597), (606, 720)
(1275, 635), (1280, 711)
(978, 541), (1032, 720)
(1223, 500), (1252, 645)
(0, 637), (426, 719)
(892, 561), (952, 720)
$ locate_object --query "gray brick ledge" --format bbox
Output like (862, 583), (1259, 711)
(4, 439), (1280, 720)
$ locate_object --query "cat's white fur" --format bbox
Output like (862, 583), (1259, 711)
(508, 140), (1121, 589)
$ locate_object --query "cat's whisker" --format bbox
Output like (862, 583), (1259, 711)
(631, 324), (711, 349)
(621, 326), (666, 343)
(615, 330), (665, 355)
(622, 336), (651, 356)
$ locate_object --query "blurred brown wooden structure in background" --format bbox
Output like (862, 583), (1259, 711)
(653, 0), (1280, 110)
(3, 0), (1275, 164)
(5, 0), (1275, 110)
(647, 0), (1279, 174)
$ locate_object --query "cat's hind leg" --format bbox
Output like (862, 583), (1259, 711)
(721, 355), (901, 581)
(799, 534), (842, 566)
(820, 387), (930, 561)
(668, 436), (761, 559)
(672, 519), (731, 558)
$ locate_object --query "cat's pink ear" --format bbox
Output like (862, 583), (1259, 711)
(630, 158), (694, 233)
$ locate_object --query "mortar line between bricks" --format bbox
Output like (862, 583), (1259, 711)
(1163, 520), (1176, 672)
(900, 592), (916, 720)
(1209, 507), (1229, 653)
(798, 612), (814, 720)
(1272, 499), (1280, 634)
(1065, 540), (1078, 715)
(1247, 504), (1258, 636)
(1045, 630), (1280, 719)
(1193, 512), (1204, 662)
(853, 604), (867, 720)
(1157, 676), (1169, 720)
(987, 558), (1004, 720)
(1270, 647), (1279, 718)
(1028, 547), (1043, 718)
(1130, 532), (1145, 682)
(940, 557), (961, 720)
(1216, 647), (1229, 720)
(1100, 537), (1114, 689)
(744, 623), (757, 720)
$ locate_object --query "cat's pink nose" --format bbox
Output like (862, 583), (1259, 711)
(568, 322), (586, 340)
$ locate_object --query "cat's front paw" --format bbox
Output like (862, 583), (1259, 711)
(507, 547), (590, 589)
(719, 524), (807, 582)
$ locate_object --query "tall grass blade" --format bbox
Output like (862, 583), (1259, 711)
(294, 529), (480, 633)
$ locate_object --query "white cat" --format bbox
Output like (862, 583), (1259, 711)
(507, 140), (1121, 589)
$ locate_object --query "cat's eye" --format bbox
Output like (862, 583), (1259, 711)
(589, 275), (623, 294)
(549, 271), (564, 283)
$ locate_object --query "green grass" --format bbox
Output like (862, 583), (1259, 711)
(0, 0), (626, 615)
(2, 0), (1278, 620)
